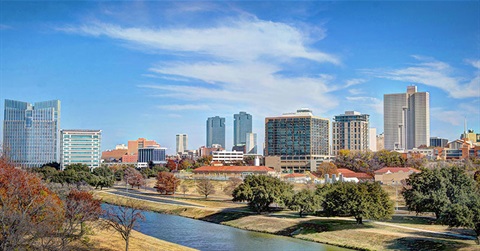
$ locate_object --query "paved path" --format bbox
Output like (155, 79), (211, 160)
(372, 221), (476, 240)
(107, 189), (204, 208)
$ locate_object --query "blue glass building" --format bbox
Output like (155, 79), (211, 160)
(3, 99), (61, 167)
(233, 112), (252, 147)
(206, 116), (225, 148)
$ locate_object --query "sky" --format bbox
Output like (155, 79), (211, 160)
(0, 1), (479, 154)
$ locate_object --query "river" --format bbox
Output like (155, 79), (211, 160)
(104, 204), (351, 251)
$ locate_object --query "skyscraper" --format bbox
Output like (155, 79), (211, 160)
(3, 99), (61, 167)
(265, 109), (330, 173)
(332, 111), (370, 156)
(60, 129), (101, 170)
(233, 112), (252, 147)
(176, 134), (188, 154)
(206, 116), (225, 148)
(245, 132), (257, 154)
(384, 86), (430, 150)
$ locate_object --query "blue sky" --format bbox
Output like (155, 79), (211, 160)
(1, 1), (479, 154)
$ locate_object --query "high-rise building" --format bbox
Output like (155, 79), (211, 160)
(176, 134), (188, 154)
(265, 109), (330, 173)
(246, 133), (257, 154)
(369, 128), (377, 152)
(384, 86), (430, 150)
(127, 138), (159, 155)
(3, 99), (61, 167)
(332, 111), (370, 156)
(206, 116), (225, 148)
(60, 129), (101, 170)
(233, 112), (252, 147)
(430, 137), (449, 147)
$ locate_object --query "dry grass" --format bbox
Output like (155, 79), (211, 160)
(81, 221), (197, 251)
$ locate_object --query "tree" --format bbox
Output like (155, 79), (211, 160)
(41, 161), (61, 170)
(104, 199), (145, 251)
(124, 167), (144, 189)
(61, 189), (102, 248)
(315, 162), (338, 177)
(403, 166), (480, 243)
(223, 177), (243, 196)
(0, 160), (65, 250)
(65, 163), (91, 172)
(232, 175), (293, 213)
(92, 166), (115, 189)
(166, 159), (177, 171)
(196, 178), (216, 199)
(155, 172), (180, 195)
(288, 189), (322, 217)
(180, 183), (189, 196)
(322, 182), (394, 224)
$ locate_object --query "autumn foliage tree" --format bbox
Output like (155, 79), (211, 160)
(156, 172), (180, 195)
(61, 189), (102, 247)
(124, 167), (145, 189)
(315, 162), (338, 177)
(0, 159), (64, 250)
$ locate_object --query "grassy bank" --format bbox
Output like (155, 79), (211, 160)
(70, 220), (197, 251)
(95, 189), (479, 251)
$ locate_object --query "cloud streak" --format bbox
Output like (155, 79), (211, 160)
(366, 56), (480, 99)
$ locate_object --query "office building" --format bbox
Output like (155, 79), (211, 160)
(265, 109), (330, 173)
(3, 99), (60, 167)
(369, 128), (377, 152)
(127, 138), (159, 155)
(233, 112), (252, 147)
(461, 129), (480, 144)
(176, 134), (188, 154)
(430, 137), (449, 148)
(60, 129), (101, 170)
(246, 132), (257, 154)
(384, 86), (430, 150)
(138, 146), (166, 165)
(212, 150), (244, 164)
(332, 111), (370, 156)
(206, 116), (225, 148)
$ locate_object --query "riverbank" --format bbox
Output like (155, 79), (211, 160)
(95, 189), (479, 251)
(71, 220), (197, 251)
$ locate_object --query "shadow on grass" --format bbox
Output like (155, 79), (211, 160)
(197, 208), (254, 224)
(389, 215), (437, 225)
(386, 236), (472, 251)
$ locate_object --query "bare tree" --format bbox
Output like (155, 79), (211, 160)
(196, 178), (215, 199)
(223, 177), (242, 196)
(103, 199), (145, 251)
(180, 182), (189, 197)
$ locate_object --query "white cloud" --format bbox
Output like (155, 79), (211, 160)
(345, 96), (383, 114)
(59, 19), (339, 64)
(431, 107), (465, 126)
(344, 78), (366, 88)
(157, 104), (211, 111)
(466, 59), (480, 70)
(348, 88), (365, 95)
(367, 56), (480, 99)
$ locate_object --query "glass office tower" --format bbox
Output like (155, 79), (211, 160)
(3, 99), (61, 167)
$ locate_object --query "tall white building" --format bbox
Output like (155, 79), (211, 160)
(369, 128), (377, 152)
(245, 133), (257, 154)
(60, 129), (101, 170)
(332, 111), (370, 156)
(384, 86), (430, 150)
(176, 134), (188, 154)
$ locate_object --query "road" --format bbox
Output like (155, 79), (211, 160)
(108, 189), (204, 208)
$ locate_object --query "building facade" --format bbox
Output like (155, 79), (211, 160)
(384, 86), (430, 150)
(3, 99), (61, 167)
(430, 137), (449, 147)
(60, 129), (101, 170)
(233, 112), (252, 147)
(369, 128), (377, 152)
(127, 138), (159, 155)
(176, 134), (188, 154)
(265, 109), (330, 173)
(245, 132), (257, 154)
(212, 150), (244, 164)
(138, 147), (166, 165)
(206, 116), (225, 148)
(332, 111), (370, 156)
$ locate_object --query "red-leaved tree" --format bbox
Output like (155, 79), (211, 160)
(155, 172), (179, 195)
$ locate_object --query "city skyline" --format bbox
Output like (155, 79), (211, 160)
(0, 1), (479, 154)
